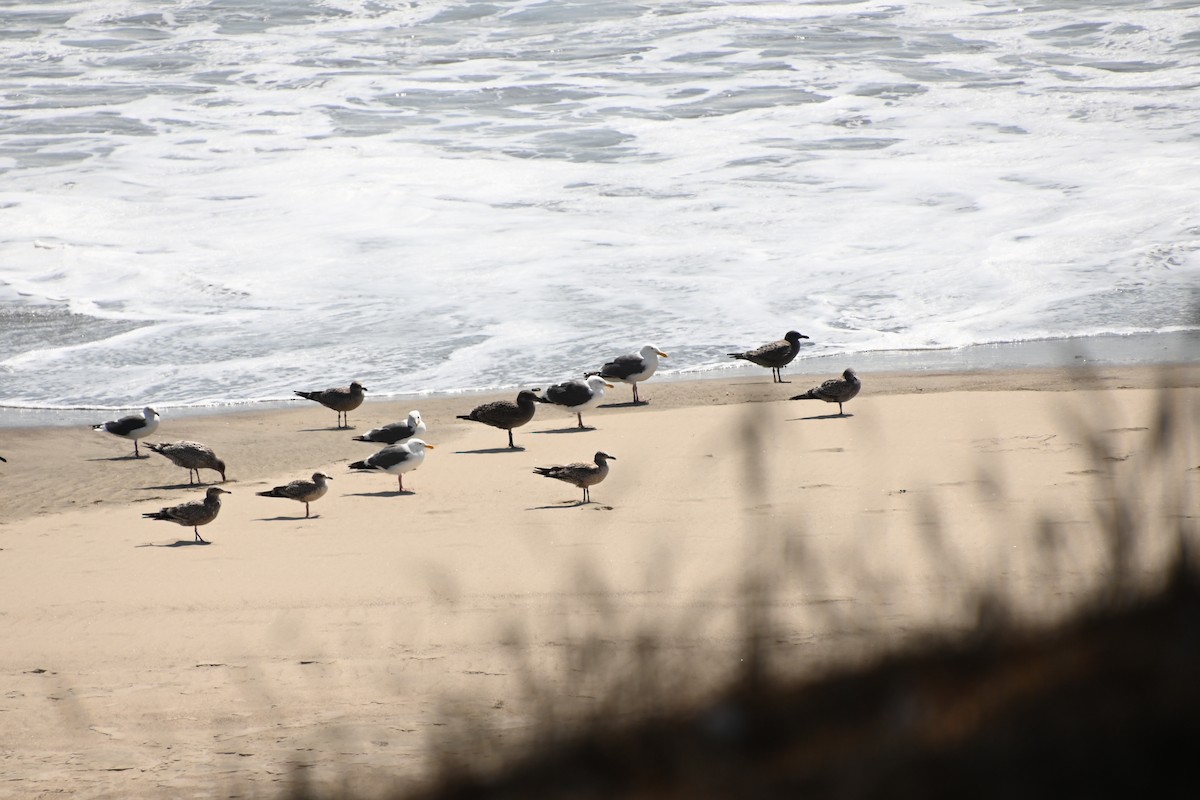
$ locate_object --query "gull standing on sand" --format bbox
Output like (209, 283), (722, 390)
(93, 406), (160, 457)
(294, 381), (367, 428)
(146, 441), (227, 484)
(533, 451), (616, 504)
(791, 368), (861, 415)
(457, 390), (541, 449)
(728, 331), (810, 383)
(352, 410), (425, 445)
(537, 375), (612, 430)
(256, 472), (332, 518)
(348, 439), (434, 493)
(587, 344), (668, 405)
(142, 486), (230, 543)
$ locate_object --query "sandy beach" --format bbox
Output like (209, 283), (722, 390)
(2, 365), (1198, 799)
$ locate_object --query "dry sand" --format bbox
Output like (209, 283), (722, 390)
(1, 365), (1198, 798)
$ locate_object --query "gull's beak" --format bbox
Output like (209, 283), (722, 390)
(424, 443), (436, 449)
(604, 382), (615, 388)
(657, 350), (669, 357)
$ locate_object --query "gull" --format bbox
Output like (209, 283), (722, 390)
(352, 410), (425, 445)
(256, 472), (332, 518)
(348, 438), (434, 493)
(791, 368), (861, 415)
(457, 390), (541, 449)
(146, 441), (227, 484)
(536, 375), (612, 430)
(142, 486), (230, 543)
(728, 331), (809, 382)
(294, 381), (367, 428)
(587, 344), (668, 405)
(93, 406), (160, 457)
(533, 451), (616, 504)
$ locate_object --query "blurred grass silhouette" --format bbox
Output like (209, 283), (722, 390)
(281, 369), (1198, 800)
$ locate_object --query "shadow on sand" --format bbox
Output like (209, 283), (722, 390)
(135, 539), (211, 548)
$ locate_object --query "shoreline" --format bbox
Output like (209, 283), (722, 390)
(2, 362), (1197, 797)
(2, 329), (1197, 430)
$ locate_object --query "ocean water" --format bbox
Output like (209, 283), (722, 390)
(1, 0), (1198, 414)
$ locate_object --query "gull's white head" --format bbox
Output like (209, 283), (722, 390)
(641, 344), (668, 359)
(585, 375), (613, 392)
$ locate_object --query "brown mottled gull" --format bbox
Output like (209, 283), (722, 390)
(533, 451), (616, 504)
(142, 486), (230, 543)
(146, 441), (227, 484)
(257, 472), (331, 518)
(457, 390), (540, 449)
(791, 368), (861, 415)
(93, 406), (160, 457)
(294, 381), (367, 428)
(728, 331), (810, 383)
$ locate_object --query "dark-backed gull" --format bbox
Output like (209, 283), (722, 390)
(537, 375), (612, 430)
(348, 438), (433, 493)
(93, 406), (160, 458)
(352, 410), (425, 445)
(587, 344), (668, 404)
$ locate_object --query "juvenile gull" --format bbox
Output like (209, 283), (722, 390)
(93, 406), (160, 457)
(352, 410), (425, 445)
(536, 375), (612, 430)
(457, 390), (540, 449)
(348, 438), (433, 493)
(294, 381), (367, 428)
(146, 441), (226, 484)
(533, 451), (616, 504)
(142, 486), (230, 543)
(728, 331), (810, 383)
(257, 472), (331, 518)
(791, 368), (861, 415)
(587, 344), (668, 405)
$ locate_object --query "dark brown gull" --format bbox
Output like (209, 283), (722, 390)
(533, 451), (616, 504)
(587, 344), (668, 404)
(728, 331), (810, 383)
(791, 368), (861, 415)
(536, 375), (612, 430)
(348, 438), (433, 493)
(93, 406), (161, 457)
(457, 390), (541, 449)
(146, 441), (226, 484)
(294, 381), (367, 428)
(142, 486), (230, 543)
(352, 410), (425, 445)
(256, 472), (331, 518)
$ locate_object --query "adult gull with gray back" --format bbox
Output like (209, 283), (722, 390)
(146, 441), (227, 484)
(257, 472), (332, 518)
(93, 406), (160, 458)
(791, 368), (861, 416)
(728, 331), (809, 383)
(142, 486), (229, 543)
(348, 438), (434, 493)
(294, 380), (367, 428)
(587, 344), (668, 405)
(536, 375), (612, 430)
(352, 410), (426, 446)
(457, 390), (541, 449)
(534, 451), (616, 504)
